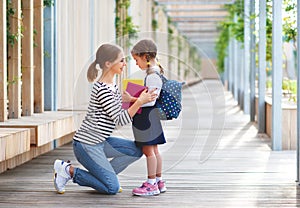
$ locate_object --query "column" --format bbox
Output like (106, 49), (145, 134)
(258, 0), (267, 133)
(271, 0), (283, 150)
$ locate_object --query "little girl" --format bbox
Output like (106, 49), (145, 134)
(129, 39), (167, 196)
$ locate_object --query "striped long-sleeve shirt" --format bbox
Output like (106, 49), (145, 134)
(73, 82), (132, 145)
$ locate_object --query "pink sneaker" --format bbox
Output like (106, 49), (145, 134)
(132, 182), (160, 196)
(157, 180), (167, 193)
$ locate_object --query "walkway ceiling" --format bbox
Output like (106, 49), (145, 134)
(155, 0), (234, 58)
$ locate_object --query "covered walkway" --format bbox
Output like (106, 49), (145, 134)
(0, 0), (300, 207)
(0, 81), (297, 208)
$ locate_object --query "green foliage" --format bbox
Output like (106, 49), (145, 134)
(216, 0), (297, 73)
(124, 16), (138, 38)
(215, 22), (230, 73)
(115, 0), (139, 41)
(215, 1), (244, 73)
(7, 0), (18, 47)
(265, 0), (297, 62)
(268, 78), (297, 102)
(223, 0), (244, 43)
(282, 78), (297, 102)
(282, 0), (297, 43)
(152, 19), (158, 31)
(282, 79), (297, 94)
(44, 0), (54, 7)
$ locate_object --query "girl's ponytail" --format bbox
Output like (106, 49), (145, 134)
(156, 58), (164, 74)
(87, 61), (98, 83)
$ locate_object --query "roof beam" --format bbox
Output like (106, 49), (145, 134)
(157, 1), (234, 5)
(166, 8), (227, 12)
(189, 34), (219, 37)
(191, 39), (217, 43)
(180, 29), (219, 34)
(171, 19), (224, 22)
(171, 15), (226, 19)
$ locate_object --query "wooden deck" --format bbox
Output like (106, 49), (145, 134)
(0, 80), (298, 207)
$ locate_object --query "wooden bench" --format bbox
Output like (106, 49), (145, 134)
(0, 111), (85, 146)
(0, 128), (31, 172)
(0, 111), (85, 173)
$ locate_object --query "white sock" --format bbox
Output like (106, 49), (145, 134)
(65, 166), (71, 178)
(156, 177), (162, 183)
(147, 178), (156, 185)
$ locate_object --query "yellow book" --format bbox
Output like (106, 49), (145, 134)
(122, 79), (144, 91)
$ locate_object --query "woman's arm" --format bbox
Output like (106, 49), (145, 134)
(98, 86), (156, 123)
(98, 88), (132, 126)
(141, 88), (160, 107)
(127, 88), (157, 117)
(122, 91), (138, 103)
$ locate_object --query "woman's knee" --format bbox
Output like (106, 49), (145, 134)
(106, 183), (120, 195)
(135, 146), (143, 158)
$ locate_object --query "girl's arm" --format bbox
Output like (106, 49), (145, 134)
(142, 73), (162, 107)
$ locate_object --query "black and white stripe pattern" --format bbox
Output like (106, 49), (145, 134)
(74, 82), (132, 145)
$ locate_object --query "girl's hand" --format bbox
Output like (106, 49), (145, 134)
(137, 88), (157, 104)
(122, 91), (132, 102)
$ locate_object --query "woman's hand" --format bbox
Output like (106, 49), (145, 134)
(127, 88), (157, 117)
(137, 88), (157, 104)
(122, 91), (132, 102)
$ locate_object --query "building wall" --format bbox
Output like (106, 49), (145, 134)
(127, 0), (153, 79)
(130, 0), (153, 33)
(155, 7), (169, 74)
(56, 0), (116, 110)
(55, 0), (202, 110)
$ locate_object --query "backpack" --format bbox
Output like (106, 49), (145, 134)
(148, 72), (184, 120)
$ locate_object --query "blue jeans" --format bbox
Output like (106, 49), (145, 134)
(72, 137), (142, 194)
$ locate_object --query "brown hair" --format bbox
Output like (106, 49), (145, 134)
(131, 39), (164, 74)
(87, 44), (122, 82)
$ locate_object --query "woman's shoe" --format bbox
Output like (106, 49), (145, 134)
(53, 159), (71, 194)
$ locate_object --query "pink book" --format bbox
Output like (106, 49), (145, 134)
(122, 82), (146, 114)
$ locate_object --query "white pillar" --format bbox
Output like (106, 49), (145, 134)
(258, 0), (266, 133)
(243, 0), (250, 114)
(271, 0), (283, 150)
(250, 0), (256, 121)
(296, 0), (300, 183)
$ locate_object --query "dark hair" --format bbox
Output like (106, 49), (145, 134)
(131, 39), (157, 60)
(87, 44), (122, 82)
(131, 39), (164, 74)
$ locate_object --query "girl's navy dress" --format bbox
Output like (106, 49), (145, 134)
(132, 67), (166, 147)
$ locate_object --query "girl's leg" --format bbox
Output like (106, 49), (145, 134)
(72, 140), (120, 194)
(132, 145), (160, 196)
(153, 145), (162, 178)
(153, 145), (167, 193)
(104, 137), (142, 174)
(142, 145), (157, 180)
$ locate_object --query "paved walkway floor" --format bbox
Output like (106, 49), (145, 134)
(0, 80), (297, 208)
